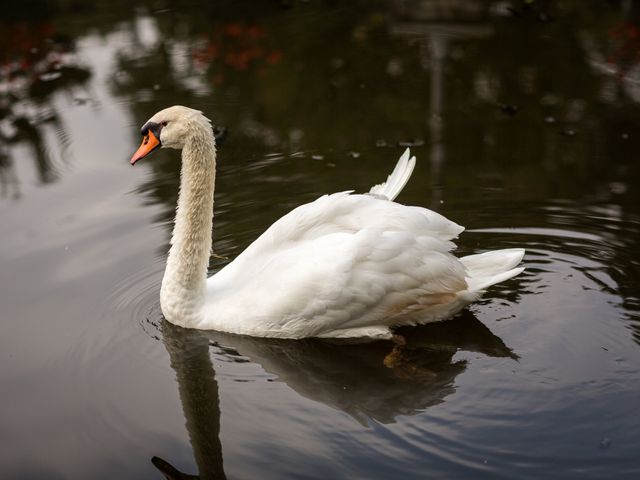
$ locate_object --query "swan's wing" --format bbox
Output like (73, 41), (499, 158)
(205, 193), (467, 337)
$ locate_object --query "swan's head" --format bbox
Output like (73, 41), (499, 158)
(130, 105), (211, 165)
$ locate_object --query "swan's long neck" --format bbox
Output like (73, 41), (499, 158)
(160, 121), (216, 325)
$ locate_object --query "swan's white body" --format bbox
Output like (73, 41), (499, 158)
(134, 106), (524, 339)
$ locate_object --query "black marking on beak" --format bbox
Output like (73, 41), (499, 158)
(140, 121), (163, 146)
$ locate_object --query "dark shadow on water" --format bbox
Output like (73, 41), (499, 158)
(154, 311), (514, 479)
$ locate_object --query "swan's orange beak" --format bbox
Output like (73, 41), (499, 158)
(130, 130), (161, 165)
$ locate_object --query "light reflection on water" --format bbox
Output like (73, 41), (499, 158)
(1, 1), (640, 479)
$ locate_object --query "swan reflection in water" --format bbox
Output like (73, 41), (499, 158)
(153, 311), (516, 479)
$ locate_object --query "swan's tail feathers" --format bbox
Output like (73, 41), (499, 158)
(461, 248), (525, 292)
(369, 148), (416, 201)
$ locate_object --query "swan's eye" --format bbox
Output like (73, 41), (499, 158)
(161, 121), (168, 127)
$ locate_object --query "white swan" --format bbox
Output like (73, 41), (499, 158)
(130, 106), (524, 339)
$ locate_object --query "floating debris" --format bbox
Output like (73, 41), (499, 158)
(621, 133), (629, 139)
(541, 93), (559, 106)
(386, 58), (403, 77)
(331, 57), (344, 69)
(544, 115), (556, 124)
(499, 103), (519, 116)
(39, 72), (62, 82)
(213, 126), (228, 146)
(560, 129), (577, 136)
(609, 182), (627, 194)
(506, 6), (523, 17)
(348, 151), (360, 159)
(398, 139), (425, 147)
(538, 12), (552, 22)
(599, 437), (612, 450)
(311, 154), (324, 160)
(505, 2), (554, 22)
(375, 139), (388, 148)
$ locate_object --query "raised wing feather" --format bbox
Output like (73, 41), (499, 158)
(368, 148), (416, 200)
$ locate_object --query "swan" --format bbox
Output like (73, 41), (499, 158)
(130, 105), (525, 339)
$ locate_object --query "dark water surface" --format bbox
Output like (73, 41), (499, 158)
(1, 1), (640, 478)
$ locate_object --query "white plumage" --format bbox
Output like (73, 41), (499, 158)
(131, 106), (525, 339)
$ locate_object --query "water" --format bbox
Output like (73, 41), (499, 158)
(1, 1), (640, 478)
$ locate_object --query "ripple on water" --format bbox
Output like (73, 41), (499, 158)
(69, 256), (167, 381)
(61, 257), (171, 451)
(109, 263), (163, 312)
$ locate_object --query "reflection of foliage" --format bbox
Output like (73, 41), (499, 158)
(608, 21), (640, 76)
(0, 17), (91, 199)
(0, 23), (90, 99)
(112, 2), (425, 146)
(0, 23), (56, 68)
(192, 23), (282, 85)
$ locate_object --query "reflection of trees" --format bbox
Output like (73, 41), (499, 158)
(383, 0), (640, 207)
(0, 12), (91, 200)
(154, 311), (514, 479)
(111, 1), (640, 211)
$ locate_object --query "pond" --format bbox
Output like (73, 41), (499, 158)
(1, 1), (639, 478)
